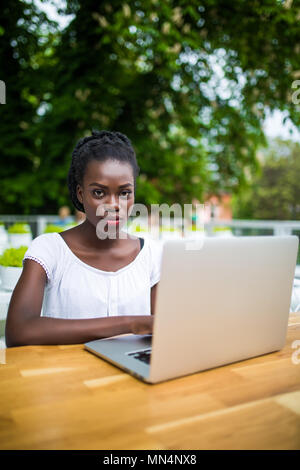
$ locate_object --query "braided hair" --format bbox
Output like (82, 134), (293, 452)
(67, 130), (140, 213)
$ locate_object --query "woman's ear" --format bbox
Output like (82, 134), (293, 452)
(76, 184), (83, 204)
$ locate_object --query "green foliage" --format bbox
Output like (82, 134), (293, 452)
(0, 0), (57, 214)
(43, 223), (77, 233)
(43, 224), (65, 233)
(1, 1), (300, 214)
(131, 225), (148, 232)
(64, 223), (77, 229)
(0, 246), (28, 267)
(161, 226), (180, 232)
(233, 139), (300, 220)
(8, 223), (31, 234)
(213, 226), (232, 232)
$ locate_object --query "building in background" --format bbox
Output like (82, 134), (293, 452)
(204, 193), (233, 221)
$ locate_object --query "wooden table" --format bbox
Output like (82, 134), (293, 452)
(0, 314), (300, 450)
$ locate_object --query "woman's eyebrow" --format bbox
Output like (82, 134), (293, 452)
(88, 183), (133, 188)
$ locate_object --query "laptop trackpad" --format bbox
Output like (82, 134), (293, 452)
(85, 334), (152, 357)
(85, 335), (152, 380)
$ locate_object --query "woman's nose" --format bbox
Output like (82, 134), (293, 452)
(104, 195), (121, 212)
(109, 194), (120, 205)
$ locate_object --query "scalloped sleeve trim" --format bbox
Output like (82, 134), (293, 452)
(23, 255), (51, 282)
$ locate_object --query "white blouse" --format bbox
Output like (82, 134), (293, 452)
(22, 232), (164, 319)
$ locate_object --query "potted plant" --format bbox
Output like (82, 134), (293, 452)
(0, 246), (28, 291)
(8, 223), (32, 248)
(43, 223), (77, 234)
(0, 222), (8, 254)
(43, 224), (64, 233)
(212, 226), (233, 238)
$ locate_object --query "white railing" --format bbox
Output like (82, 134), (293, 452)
(0, 215), (66, 238)
(1, 215), (300, 237)
(205, 219), (300, 237)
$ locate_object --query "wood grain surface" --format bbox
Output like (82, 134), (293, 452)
(0, 314), (300, 450)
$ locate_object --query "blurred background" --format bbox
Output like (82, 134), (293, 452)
(1, 0), (300, 336)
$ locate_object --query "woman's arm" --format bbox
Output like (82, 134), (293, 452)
(5, 259), (153, 347)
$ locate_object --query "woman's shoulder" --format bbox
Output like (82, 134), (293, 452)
(33, 232), (60, 242)
(146, 236), (164, 252)
(26, 232), (61, 250)
(144, 236), (164, 263)
(23, 232), (64, 264)
(23, 233), (64, 283)
(143, 237), (164, 286)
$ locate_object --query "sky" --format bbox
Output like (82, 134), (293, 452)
(263, 109), (300, 142)
(34, 0), (300, 143)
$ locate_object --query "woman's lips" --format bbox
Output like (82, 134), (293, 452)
(106, 219), (120, 225)
(99, 216), (122, 225)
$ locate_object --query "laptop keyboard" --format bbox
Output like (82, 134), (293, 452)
(128, 348), (152, 365)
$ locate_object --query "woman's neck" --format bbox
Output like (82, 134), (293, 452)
(75, 219), (133, 251)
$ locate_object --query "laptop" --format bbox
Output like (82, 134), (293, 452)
(85, 235), (299, 384)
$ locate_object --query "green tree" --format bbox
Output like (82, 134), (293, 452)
(0, 0), (57, 214)
(233, 139), (300, 220)
(1, 0), (300, 213)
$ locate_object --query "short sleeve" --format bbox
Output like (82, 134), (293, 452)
(149, 239), (164, 288)
(22, 233), (58, 283)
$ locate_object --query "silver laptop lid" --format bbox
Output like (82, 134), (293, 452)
(149, 236), (298, 383)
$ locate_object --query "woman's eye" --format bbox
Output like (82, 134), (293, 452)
(120, 191), (132, 198)
(93, 190), (104, 198)
(92, 190), (132, 198)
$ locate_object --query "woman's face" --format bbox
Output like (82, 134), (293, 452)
(76, 158), (135, 237)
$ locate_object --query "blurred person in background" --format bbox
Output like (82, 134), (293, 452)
(55, 206), (74, 227)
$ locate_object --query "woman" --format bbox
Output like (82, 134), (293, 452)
(5, 130), (163, 347)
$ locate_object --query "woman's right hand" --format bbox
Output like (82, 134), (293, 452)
(130, 315), (154, 335)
